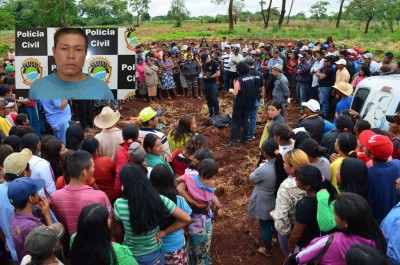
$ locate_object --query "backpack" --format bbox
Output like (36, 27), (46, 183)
(392, 137), (400, 160)
(202, 114), (232, 128)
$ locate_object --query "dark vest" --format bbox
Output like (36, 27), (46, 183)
(234, 74), (257, 110)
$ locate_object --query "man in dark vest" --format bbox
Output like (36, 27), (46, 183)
(227, 62), (258, 147)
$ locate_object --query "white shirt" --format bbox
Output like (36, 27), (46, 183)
(29, 155), (56, 196)
(311, 59), (324, 87)
(228, 53), (244, 72)
(95, 127), (123, 161)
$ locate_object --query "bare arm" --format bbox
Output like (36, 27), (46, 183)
(111, 218), (125, 244)
(288, 222), (306, 253)
(177, 182), (208, 209)
(156, 206), (192, 241)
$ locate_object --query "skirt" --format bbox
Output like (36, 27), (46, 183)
(180, 73), (188, 88)
(162, 72), (176, 90)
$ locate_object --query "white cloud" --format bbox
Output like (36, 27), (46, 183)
(148, 0), (337, 17)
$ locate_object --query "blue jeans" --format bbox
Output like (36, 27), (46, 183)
(203, 82), (219, 116)
(280, 102), (286, 118)
(134, 249), (165, 265)
(259, 219), (274, 244)
(319, 86), (332, 118)
(230, 107), (251, 143)
(52, 120), (69, 144)
(223, 71), (230, 91)
(297, 81), (310, 108)
(248, 99), (260, 138)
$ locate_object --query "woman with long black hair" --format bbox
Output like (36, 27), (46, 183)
(293, 193), (387, 265)
(70, 203), (137, 265)
(150, 164), (192, 264)
(112, 164), (191, 265)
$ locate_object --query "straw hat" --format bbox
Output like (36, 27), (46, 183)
(333, 82), (353, 96)
(94, 106), (121, 129)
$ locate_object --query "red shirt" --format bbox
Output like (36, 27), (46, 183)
(51, 185), (112, 236)
(170, 149), (192, 176)
(93, 156), (116, 202)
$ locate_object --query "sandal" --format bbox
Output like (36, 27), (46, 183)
(257, 247), (272, 258)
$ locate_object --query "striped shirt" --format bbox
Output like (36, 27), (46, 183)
(51, 185), (113, 236)
(138, 128), (171, 156)
(114, 195), (176, 256)
(220, 52), (231, 71)
(181, 169), (215, 204)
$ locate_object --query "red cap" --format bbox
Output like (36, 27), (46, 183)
(287, 42), (294, 47)
(359, 130), (393, 159)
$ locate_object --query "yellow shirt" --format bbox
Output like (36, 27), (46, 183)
(330, 156), (345, 192)
(259, 120), (273, 148)
(0, 117), (12, 136)
(335, 68), (350, 85)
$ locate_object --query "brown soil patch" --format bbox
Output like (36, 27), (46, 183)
(87, 93), (301, 265)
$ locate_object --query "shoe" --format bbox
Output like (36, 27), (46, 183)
(226, 142), (236, 147)
(248, 136), (256, 141)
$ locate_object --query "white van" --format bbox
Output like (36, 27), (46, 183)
(350, 74), (400, 131)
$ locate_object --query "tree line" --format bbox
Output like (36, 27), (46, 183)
(0, 0), (399, 34)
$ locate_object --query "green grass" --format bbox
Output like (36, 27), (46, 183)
(1, 19), (400, 58)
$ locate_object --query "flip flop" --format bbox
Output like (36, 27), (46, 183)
(257, 247), (272, 258)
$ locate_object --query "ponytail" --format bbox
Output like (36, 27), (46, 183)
(188, 148), (213, 170)
(274, 153), (288, 195)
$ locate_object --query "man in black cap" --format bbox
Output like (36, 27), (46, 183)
(201, 54), (220, 117)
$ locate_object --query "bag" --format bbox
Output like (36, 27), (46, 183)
(202, 114), (232, 129)
(283, 234), (334, 265)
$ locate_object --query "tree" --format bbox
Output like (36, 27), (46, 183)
(286, 0), (295, 25)
(212, 0), (244, 32)
(141, 11), (151, 21)
(344, 0), (380, 33)
(232, 0), (245, 23)
(278, 0), (286, 26)
(129, 0), (150, 27)
(167, 0), (190, 27)
(379, 0), (400, 32)
(309, 0), (329, 20)
(336, 0), (349, 28)
(259, 0), (273, 28)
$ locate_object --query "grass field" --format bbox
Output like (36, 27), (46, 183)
(1, 19), (400, 58)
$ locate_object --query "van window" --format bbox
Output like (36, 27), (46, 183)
(351, 88), (370, 113)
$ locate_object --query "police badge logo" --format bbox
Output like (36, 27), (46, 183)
(88, 57), (112, 84)
(124, 27), (136, 52)
(20, 58), (43, 86)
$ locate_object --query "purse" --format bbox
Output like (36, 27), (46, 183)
(283, 234), (334, 265)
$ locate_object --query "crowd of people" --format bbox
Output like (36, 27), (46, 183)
(0, 32), (400, 265)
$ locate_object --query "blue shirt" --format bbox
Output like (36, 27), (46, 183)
(29, 73), (114, 100)
(40, 100), (71, 127)
(161, 196), (192, 253)
(267, 57), (283, 74)
(381, 202), (400, 265)
(0, 182), (17, 261)
(322, 119), (335, 137)
(334, 96), (353, 124)
(368, 160), (400, 222)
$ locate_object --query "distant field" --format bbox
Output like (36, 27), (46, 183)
(1, 19), (400, 58)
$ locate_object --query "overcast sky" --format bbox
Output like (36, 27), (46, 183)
(147, 0), (338, 17)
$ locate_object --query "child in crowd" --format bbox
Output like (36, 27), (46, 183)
(170, 134), (207, 176)
(177, 150), (221, 265)
(167, 114), (197, 152)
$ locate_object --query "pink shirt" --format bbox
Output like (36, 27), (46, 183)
(181, 169), (214, 204)
(51, 185), (113, 236)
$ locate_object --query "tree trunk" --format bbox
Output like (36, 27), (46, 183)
(136, 12), (140, 26)
(364, 17), (372, 33)
(336, 0), (344, 28)
(278, 0), (286, 26)
(286, 0), (294, 25)
(61, 0), (67, 27)
(228, 0), (234, 32)
(266, 0), (273, 28)
(260, 1), (267, 28)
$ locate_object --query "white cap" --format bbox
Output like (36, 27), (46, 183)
(335, 59), (347, 65)
(363, 53), (373, 59)
(300, 45), (309, 51)
(301, 99), (320, 112)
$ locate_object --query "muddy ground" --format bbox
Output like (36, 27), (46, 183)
(98, 90), (301, 265)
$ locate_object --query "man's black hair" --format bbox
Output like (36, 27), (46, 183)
(67, 150), (93, 179)
(54, 28), (88, 51)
